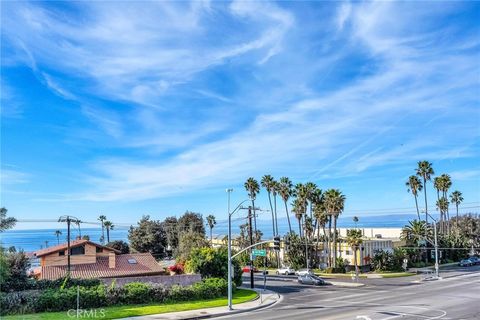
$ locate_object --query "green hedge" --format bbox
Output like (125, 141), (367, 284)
(0, 278), (229, 316)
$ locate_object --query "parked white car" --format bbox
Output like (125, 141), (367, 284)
(276, 267), (295, 275)
(295, 269), (314, 276)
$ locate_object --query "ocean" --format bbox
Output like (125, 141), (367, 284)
(0, 214), (417, 252)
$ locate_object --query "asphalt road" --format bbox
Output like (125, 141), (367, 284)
(221, 265), (480, 320)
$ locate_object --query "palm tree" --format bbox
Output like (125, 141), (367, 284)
(305, 182), (318, 220)
(294, 183), (309, 235)
(436, 197), (449, 233)
(244, 177), (260, 232)
(206, 214), (216, 244)
(54, 230), (62, 244)
(401, 220), (432, 246)
(450, 190), (464, 232)
(406, 175), (423, 221)
(433, 176), (444, 227)
(272, 181), (280, 237)
(75, 220), (82, 238)
(353, 216), (359, 228)
(313, 202), (328, 265)
(98, 215), (107, 244)
(304, 216), (314, 240)
(440, 174), (452, 235)
(416, 161), (434, 223)
(103, 221), (114, 243)
(324, 189), (346, 268)
(292, 198), (306, 236)
(278, 177), (293, 233)
(261, 175), (277, 237)
(346, 229), (363, 278)
(0, 207), (16, 232)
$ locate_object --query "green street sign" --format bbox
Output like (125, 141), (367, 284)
(252, 249), (266, 257)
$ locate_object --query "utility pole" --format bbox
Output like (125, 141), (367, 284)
(58, 215), (80, 274)
(248, 206), (254, 289)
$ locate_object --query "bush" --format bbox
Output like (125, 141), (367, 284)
(106, 240), (130, 254)
(122, 282), (152, 304)
(34, 277), (101, 290)
(185, 247), (242, 287)
(0, 278), (229, 316)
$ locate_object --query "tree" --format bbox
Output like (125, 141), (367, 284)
(450, 190), (464, 232)
(103, 221), (114, 243)
(436, 197), (449, 234)
(163, 216), (179, 254)
(75, 220), (82, 238)
(439, 174), (452, 234)
(106, 240), (130, 254)
(293, 183), (308, 235)
(278, 177), (293, 233)
(0, 250), (31, 292)
(416, 161), (434, 222)
(98, 215), (107, 244)
(54, 230), (62, 244)
(244, 177), (260, 232)
(178, 211), (205, 235)
(185, 247), (242, 287)
(177, 231), (210, 261)
(353, 216), (359, 228)
(0, 208), (16, 232)
(324, 189), (346, 268)
(346, 229), (363, 276)
(313, 202), (328, 265)
(292, 198), (305, 236)
(206, 215), (216, 244)
(284, 232), (306, 270)
(406, 175), (423, 221)
(261, 175), (277, 236)
(401, 220), (432, 246)
(128, 215), (167, 258)
(305, 182), (318, 220)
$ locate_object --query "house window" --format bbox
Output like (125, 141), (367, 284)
(96, 247), (103, 253)
(59, 251), (65, 256)
(127, 259), (137, 264)
(345, 250), (351, 255)
(71, 246), (85, 255)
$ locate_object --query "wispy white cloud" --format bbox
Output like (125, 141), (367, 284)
(1, 169), (30, 185)
(2, 1), (478, 206)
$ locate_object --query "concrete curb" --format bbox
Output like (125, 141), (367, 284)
(181, 289), (281, 319)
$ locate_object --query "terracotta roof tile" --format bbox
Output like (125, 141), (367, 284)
(40, 253), (164, 280)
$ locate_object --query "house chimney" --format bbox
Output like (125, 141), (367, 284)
(109, 252), (116, 269)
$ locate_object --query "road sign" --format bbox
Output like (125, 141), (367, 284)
(252, 249), (266, 257)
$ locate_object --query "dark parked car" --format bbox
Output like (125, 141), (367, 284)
(298, 274), (326, 286)
(468, 257), (480, 265)
(459, 259), (473, 267)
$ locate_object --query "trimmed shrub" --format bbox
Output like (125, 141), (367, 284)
(122, 282), (152, 305)
(1, 278), (228, 316)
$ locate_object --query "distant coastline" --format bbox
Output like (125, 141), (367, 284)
(0, 213), (421, 252)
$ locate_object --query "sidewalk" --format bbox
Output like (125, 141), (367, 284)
(122, 288), (280, 320)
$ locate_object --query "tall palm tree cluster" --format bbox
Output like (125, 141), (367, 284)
(98, 215), (114, 244)
(244, 176), (346, 268)
(406, 161), (464, 237)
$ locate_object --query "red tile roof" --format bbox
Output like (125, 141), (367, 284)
(39, 253), (164, 280)
(35, 240), (120, 257)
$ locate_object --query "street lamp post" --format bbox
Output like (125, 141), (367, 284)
(226, 190), (250, 311)
(424, 212), (440, 279)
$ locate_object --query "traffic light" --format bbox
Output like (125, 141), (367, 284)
(273, 236), (281, 251)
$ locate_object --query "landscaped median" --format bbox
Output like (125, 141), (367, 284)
(1, 277), (258, 320)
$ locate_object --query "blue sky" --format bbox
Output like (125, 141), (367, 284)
(1, 1), (479, 230)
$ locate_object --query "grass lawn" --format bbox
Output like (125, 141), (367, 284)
(378, 272), (416, 278)
(4, 289), (257, 320)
